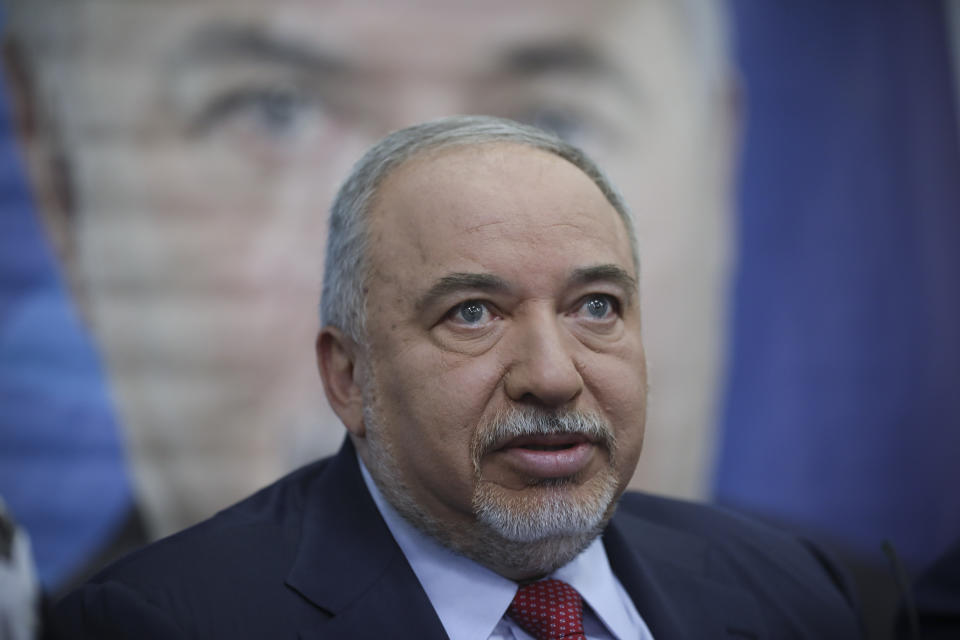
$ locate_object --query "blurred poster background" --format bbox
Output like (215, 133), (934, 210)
(0, 0), (957, 636)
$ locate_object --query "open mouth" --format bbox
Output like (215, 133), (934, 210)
(500, 433), (592, 451)
(495, 433), (596, 478)
(521, 443), (577, 451)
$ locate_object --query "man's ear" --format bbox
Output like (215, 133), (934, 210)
(316, 326), (366, 438)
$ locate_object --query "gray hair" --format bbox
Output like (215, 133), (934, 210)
(320, 115), (638, 341)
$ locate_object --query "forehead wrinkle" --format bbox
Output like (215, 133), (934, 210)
(464, 220), (509, 234)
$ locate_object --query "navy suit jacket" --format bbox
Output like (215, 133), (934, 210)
(55, 439), (862, 639)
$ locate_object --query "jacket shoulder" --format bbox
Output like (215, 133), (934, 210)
(611, 492), (864, 638)
(53, 456), (339, 639)
(616, 491), (855, 588)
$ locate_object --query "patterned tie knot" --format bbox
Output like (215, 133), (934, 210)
(507, 578), (586, 640)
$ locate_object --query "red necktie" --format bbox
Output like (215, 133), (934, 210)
(507, 578), (587, 640)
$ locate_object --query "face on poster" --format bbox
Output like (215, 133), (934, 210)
(6, 0), (734, 534)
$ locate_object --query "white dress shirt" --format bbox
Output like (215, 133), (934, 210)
(358, 458), (654, 640)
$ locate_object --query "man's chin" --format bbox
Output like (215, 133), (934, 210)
(456, 478), (617, 580)
(473, 472), (618, 541)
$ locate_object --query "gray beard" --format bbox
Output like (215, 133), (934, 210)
(362, 403), (621, 579)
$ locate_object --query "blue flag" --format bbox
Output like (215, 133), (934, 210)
(0, 43), (134, 588)
(714, 0), (960, 571)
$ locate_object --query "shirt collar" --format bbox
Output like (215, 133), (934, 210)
(554, 533), (642, 640)
(358, 455), (640, 640)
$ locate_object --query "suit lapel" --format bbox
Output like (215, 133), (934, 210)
(285, 439), (449, 639)
(604, 509), (767, 639)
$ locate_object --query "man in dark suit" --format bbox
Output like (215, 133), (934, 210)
(55, 116), (862, 639)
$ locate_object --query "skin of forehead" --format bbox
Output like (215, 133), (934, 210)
(367, 142), (634, 276)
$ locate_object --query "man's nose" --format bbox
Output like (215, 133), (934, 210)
(503, 314), (583, 407)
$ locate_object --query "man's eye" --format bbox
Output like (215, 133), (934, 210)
(578, 294), (618, 320)
(449, 301), (490, 326)
(190, 85), (323, 139)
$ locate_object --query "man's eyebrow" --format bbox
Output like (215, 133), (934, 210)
(502, 41), (608, 76)
(416, 273), (510, 311)
(570, 265), (638, 299)
(498, 40), (640, 100)
(177, 24), (347, 74)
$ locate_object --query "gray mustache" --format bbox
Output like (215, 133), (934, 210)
(472, 409), (617, 460)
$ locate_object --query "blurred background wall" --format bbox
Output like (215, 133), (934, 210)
(0, 1), (957, 637)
